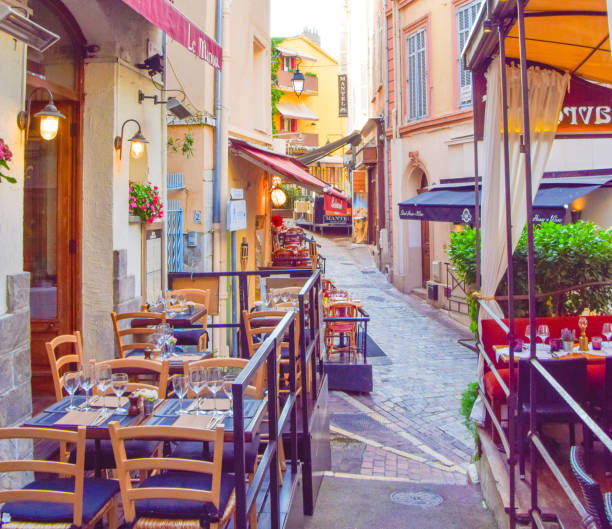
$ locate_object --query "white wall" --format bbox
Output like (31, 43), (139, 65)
(0, 34), (26, 314)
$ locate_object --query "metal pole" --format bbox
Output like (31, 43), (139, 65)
(498, 23), (517, 529)
(213, 0), (223, 224)
(231, 231), (238, 355)
(472, 89), (481, 291)
(516, 1), (539, 525)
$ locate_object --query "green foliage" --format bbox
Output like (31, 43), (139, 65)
(305, 71), (318, 77)
(167, 132), (195, 159)
(270, 38), (284, 135)
(448, 222), (612, 321)
(460, 382), (479, 447)
(448, 227), (479, 286)
(278, 183), (299, 209)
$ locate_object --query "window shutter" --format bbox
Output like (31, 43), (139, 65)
(407, 28), (427, 121)
(457, 1), (482, 107)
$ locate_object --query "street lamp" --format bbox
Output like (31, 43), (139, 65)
(291, 58), (305, 98)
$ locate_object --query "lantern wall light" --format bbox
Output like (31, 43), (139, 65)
(114, 119), (149, 160)
(17, 87), (65, 142)
(291, 58), (305, 98)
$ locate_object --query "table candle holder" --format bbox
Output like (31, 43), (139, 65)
(578, 317), (589, 352)
(592, 336), (603, 350)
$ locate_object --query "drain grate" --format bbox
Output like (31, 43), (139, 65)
(390, 490), (443, 508)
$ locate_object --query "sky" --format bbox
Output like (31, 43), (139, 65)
(270, 0), (344, 60)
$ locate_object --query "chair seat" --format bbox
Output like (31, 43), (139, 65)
(174, 328), (207, 346)
(520, 403), (580, 422)
(484, 369), (510, 401)
(2, 477), (119, 524)
(134, 471), (234, 522)
(71, 439), (159, 470)
(170, 434), (260, 474)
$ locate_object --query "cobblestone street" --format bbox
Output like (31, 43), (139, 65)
(306, 234), (496, 529)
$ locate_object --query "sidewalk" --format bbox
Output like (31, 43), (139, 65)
(306, 234), (496, 528)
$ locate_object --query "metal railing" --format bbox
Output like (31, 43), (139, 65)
(322, 307), (371, 363)
(167, 171), (184, 190)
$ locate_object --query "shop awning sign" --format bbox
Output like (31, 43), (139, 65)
(120, 0), (222, 70)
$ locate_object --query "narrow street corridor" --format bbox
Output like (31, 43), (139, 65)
(306, 234), (497, 529)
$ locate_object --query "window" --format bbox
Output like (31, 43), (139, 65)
(457, 1), (482, 107)
(406, 28), (427, 121)
(282, 56), (294, 71)
(281, 118), (297, 132)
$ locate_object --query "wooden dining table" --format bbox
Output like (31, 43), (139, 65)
(23, 395), (266, 443)
(132, 306), (207, 329)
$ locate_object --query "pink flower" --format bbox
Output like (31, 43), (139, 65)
(154, 185), (158, 190)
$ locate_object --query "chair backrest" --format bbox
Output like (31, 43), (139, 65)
(46, 331), (84, 402)
(0, 426), (87, 526)
(167, 288), (210, 315)
(321, 278), (335, 292)
(182, 357), (265, 399)
(109, 422), (225, 523)
(570, 446), (611, 529)
(111, 311), (166, 359)
(242, 310), (287, 358)
(329, 301), (359, 319)
(518, 358), (587, 408)
(93, 358), (170, 397)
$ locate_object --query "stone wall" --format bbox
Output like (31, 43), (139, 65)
(0, 273), (33, 487)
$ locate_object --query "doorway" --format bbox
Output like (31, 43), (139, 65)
(417, 172), (430, 288)
(24, 0), (83, 413)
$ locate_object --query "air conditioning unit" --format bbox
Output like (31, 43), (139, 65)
(431, 260), (443, 283)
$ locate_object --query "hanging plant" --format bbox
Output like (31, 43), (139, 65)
(129, 181), (164, 223)
(0, 139), (16, 184)
(167, 131), (195, 158)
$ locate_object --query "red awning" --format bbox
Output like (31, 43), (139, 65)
(120, 0), (221, 70)
(230, 140), (347, 200)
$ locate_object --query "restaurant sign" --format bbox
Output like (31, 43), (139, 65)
(120, 0), (222, 70)
(323, 214), (350, 224)
(324, 193), (348, 216)
(398, 204), (564, 224)
(557, 75), (612, 135)
(338, 74), (348, 117)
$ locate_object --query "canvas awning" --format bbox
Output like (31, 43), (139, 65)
(276, 103), (318, 121)
(119, 0), (221, 70)
(398, 176), (612, 224)
(463, 0), (612, 84)
(229, 139), (346, 200)
(275, 46), (317, 62)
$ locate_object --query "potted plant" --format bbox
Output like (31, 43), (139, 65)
(129, 181), (164, 223)
(0, 139), (15, 184)
(560, 328), (575, 353)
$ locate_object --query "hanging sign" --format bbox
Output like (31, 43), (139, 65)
(227, 200), (247, 231)
(324, 193), (348, 216)
(338, 74), (348, 117)
(557, 75), (612, 135)
(120, 0), (222, 70)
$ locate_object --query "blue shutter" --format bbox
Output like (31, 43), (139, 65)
(457, 1), (482, 107)
(407, 28), (427, 121)
(167, 199), (183, 273)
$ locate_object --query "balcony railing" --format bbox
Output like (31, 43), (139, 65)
(277, 69), (318, 94)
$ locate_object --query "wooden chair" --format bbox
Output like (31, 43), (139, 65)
(0, 426), (119, 529)
(168, 288), (211, 351)
(111, 311), (166, 358)
(46, 331), (84, 402)
(93, 358), (170, 398)
(109, 422), (235, 529)
(325, 301), (359, 363)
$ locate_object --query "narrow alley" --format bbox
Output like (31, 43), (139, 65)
(306, 234), (497, 529)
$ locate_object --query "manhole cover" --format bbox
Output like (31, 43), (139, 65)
(390, 490), (443, 508)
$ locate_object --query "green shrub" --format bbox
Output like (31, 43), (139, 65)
(460, 381), (479, 447)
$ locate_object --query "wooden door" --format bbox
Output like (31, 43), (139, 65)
(24, 100), (78, 409)
(417, 173), (430, 287)
(367, 167), (377, 244)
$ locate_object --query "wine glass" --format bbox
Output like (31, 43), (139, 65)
(189, 366), (205, 415)
(206, 367), (223, 417)
(537, 325), (550, 348)
(95, 364), (112, 416)
(523, 325), (531, 350)
(603, 323), (612, 350)
(173, 374), (189, 414)
(168, 291), (177, 308)
(111, 373), (128, 414)
(281, 292), (290, 304)
(223, 372), (237, 417)
(62, 371), (81, 410)
(79, 364), (95, 411)
(178, 293), (187, 308)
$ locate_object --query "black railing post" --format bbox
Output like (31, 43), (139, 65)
(289, 319), (298, 474)
(232, 382), (247, 529)
(267, 337), (280, 529)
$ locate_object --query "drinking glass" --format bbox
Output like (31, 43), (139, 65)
(111, 373), (128, 414)
(95, 364), (112, 416)
(523, 325), (531, 350)
(603, 323), (612, 350)
(173, 374), (189, 414)
(189, 366), (205, 415)
(62, 371), (81, 410)
(537, 325), (550, 347)
(79, 364), (95, 411)
(206, 367), (223, 417)
(169, 291), (177, 307)
(178, 293), (187, 307)
(272, 293), (280, 306)
(223, 373), (237, 417)
(281, 293), (290, 304)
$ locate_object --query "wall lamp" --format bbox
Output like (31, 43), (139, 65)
(138, 90), (193, 120)
(483, 19), (497, 33)
(114, 119), (148, 160)
(17, 87), (65, 142)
